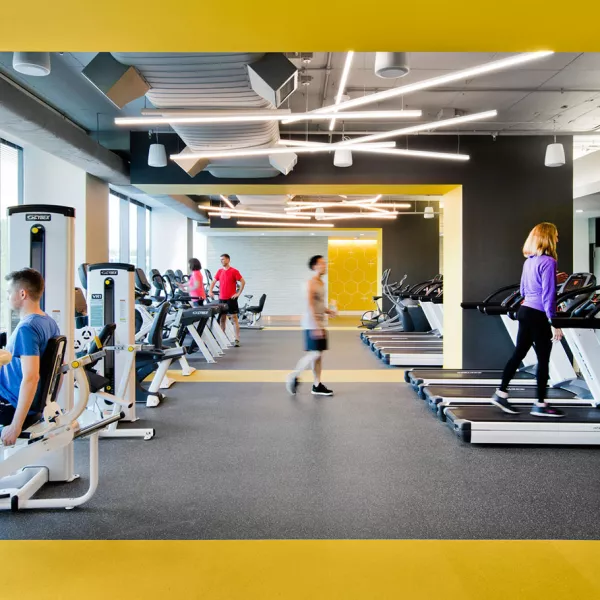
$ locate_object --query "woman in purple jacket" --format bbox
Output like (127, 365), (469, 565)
(491, 222), (565, 418)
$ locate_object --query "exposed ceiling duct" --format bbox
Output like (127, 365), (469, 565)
(247, 53), (298, 107)
(374, 52), (410, 79)
(82, 52), (150, 109)
(0, 72), (129, 184)
(0, 72), (204, 221)
(112, 53), (299, 178)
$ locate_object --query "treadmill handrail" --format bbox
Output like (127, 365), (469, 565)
(461, 283), (520, 310)
(481, 283), (521, 305)
(556, 283), (600, 305)
(551, 316), (600, 328)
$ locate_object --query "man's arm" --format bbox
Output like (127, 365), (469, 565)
(234, 277), (246, 298)
(1, 355), (40, 445)
(208, 278), (217, 298)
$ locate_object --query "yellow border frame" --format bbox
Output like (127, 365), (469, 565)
(4, 12), (600, 596)
(2, 1), (600, 51)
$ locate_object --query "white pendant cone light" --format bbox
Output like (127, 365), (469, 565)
(545, 142), (565, 167)
(545, 123), (565, 168)
(424, 206), (435, 219)
(315, 207), (325, 221)
(148, 140), (167, 168)
(334, 148), (353, 167)
(13, 52), (51, 76)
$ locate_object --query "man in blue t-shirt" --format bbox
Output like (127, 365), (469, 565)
(0, 268), (60, 446)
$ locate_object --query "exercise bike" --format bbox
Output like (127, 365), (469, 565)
(239, 294), (267, 330)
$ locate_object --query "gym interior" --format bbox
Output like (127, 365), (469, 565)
(2, 12), (600, 597)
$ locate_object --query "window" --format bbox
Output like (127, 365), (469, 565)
(0, 139), (24, 331)
(129, 201), (138, 266)
(146, 208), (151, 275)
(108, 193), (120, 262)
(108, 190), (152, 272)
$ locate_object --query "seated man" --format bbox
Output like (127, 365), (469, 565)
(0, 269), (60, 446)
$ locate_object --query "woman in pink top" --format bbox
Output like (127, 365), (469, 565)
(178, 258), (206, 306)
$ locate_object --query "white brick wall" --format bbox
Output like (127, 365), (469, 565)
(207, 236), (328, 316)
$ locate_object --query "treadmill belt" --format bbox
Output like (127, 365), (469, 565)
(412, 370), (532, 380)
(446, 405), (600, 423)
(384, 348), (444, 354)
(424, 385), (576, 399)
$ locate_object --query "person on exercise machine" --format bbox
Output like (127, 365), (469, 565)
(286, 255), (336, 397)
(209, 254), (245, 347)
(0, 269), (60, 445)
(177, 258), (206, 306)
(491, 222), (567, 418)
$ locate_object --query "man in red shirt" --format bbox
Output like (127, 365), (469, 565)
(209, 253), (245, 346)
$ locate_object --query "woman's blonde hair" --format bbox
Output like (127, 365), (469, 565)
(522, 222), (558, 260)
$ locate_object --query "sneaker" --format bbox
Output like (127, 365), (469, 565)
(312, 383), (333, 396)
(234, 339), (240, 347)
(286, 376), (299, 396)
(490, 392), (519, 414)
(530, 404), (566, 418)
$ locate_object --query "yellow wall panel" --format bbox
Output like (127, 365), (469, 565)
(328, 240), (378, 313)
(442, 187), (463, 369)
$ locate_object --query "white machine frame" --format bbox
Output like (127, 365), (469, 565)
(7, 204), (75, 482)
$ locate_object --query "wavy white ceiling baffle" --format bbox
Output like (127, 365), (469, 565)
(112, 53), (283, 178)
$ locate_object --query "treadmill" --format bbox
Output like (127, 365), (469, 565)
(377, 282), (444, 366)
(444, 285), (600, 445)
(361, 275), (443, 344)
(406, 274), (594, 389)
(421, 274), (595, 415)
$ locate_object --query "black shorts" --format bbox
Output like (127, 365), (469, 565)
(304, 329), (328, 352)
(0, 397), (41, 428)
(0, 397), (15, 426)
(222, 298), (239, 315)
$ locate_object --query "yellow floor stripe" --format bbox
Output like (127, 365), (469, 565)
(162, 369), (404, 383)
(3, 540), (600, 599)
(265, 326), (360, 331)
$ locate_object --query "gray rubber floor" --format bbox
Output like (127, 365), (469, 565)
(189, 329), (389, 370)
(3, 330), (600, 540)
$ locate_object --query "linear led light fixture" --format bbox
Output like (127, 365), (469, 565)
(277, 140), (396, 149)
(282, 51), (554, 124)
(171, 123), (485, 161)
(337, 111), (497, 147)
(345, 194), (383, 204)
(309, 213), (397, 220)
(355, 147), (471, 161)
(115, 109), (422, 127)
(285, 202), (413, 211)
(330, 51), (354, 131)
(285, 195), (383, 211)
(207, 210), (311, 220)
(236, 221), (335, 228)
(220, 195), (235, 209)
(170, 144), (380, 160)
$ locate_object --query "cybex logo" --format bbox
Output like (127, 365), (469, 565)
(100, 270), (118, 276)
(91, 294), (103, 300)
(26, 214), (51, 221)
(192, 311), (207, 316)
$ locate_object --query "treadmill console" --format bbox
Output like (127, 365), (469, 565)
(557, 272), (595, 314)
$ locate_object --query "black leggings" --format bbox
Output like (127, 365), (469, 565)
(500, 306), (553, 403)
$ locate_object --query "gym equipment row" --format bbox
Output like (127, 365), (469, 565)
(360, 273), (444, 366)
(404, 273), (600, 445)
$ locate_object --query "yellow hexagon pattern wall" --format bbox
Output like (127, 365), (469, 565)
(328, 240), (378, 312)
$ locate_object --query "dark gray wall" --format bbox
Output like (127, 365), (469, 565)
(380, 215), (440, 310)
(132, 134), (573, 368)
